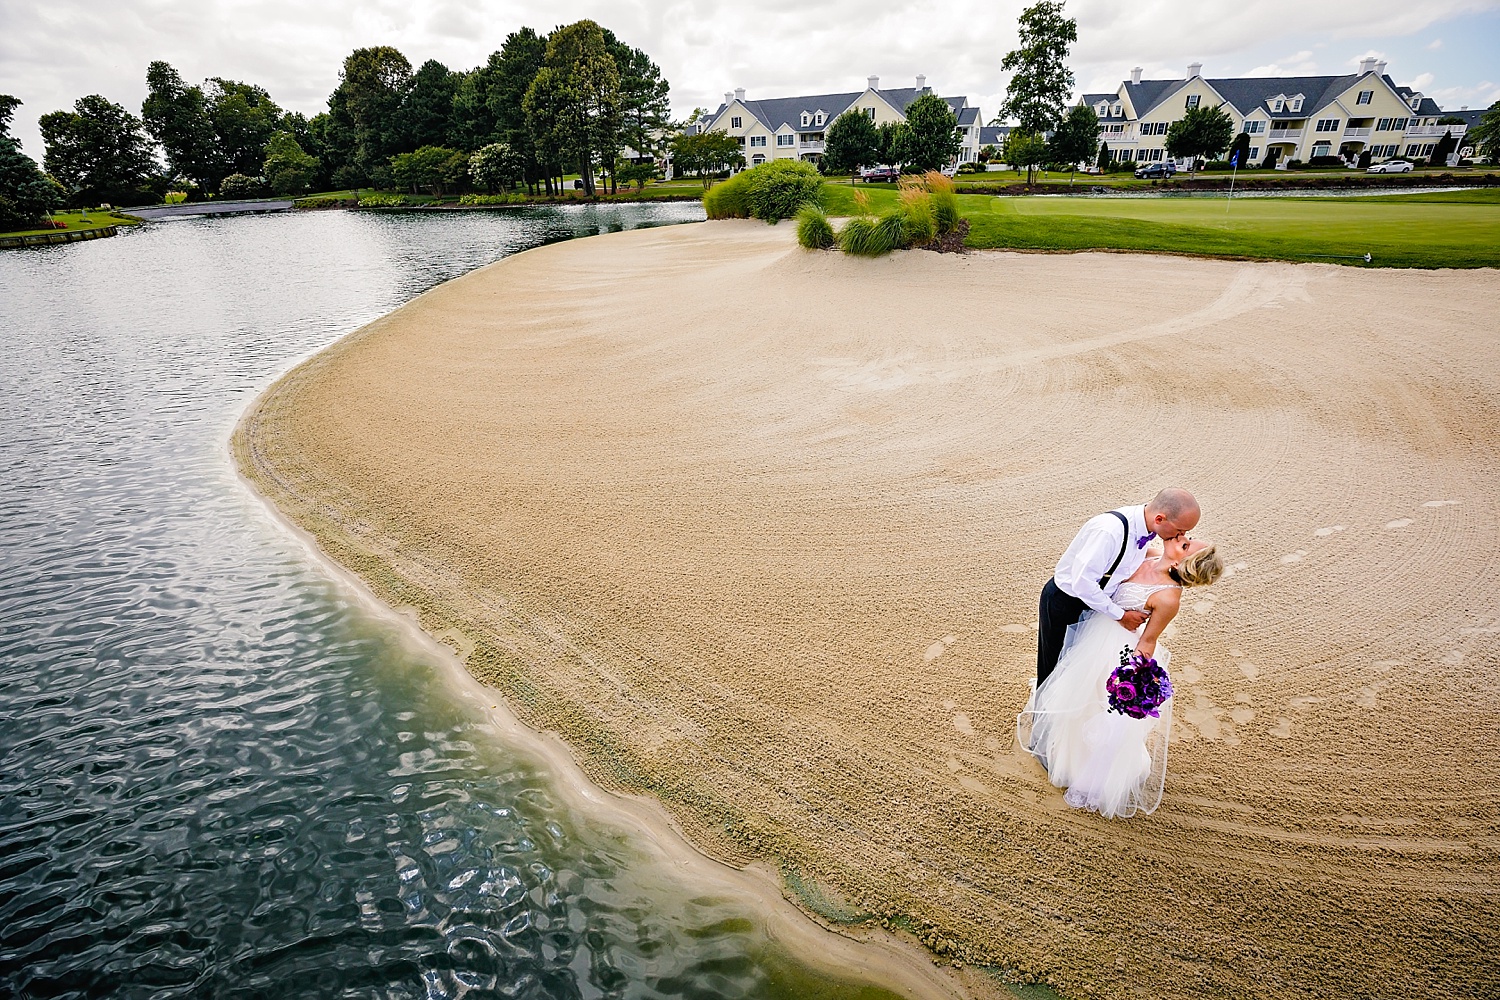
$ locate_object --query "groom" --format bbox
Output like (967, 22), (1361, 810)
(1036, 488), (1201, 686)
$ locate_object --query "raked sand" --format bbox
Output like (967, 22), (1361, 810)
(235, 220), (1500, 999)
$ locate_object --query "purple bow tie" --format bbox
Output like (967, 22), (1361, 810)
(1137, 534), (1154, 549)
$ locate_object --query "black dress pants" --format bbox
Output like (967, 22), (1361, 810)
(1037, 577), (1090, 686)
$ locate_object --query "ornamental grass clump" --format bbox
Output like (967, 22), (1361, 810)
(923, 171), (961, 235)
(796, 205), (836, 249)
(897, 183), (937, 245)
(836, 215), (898, 256)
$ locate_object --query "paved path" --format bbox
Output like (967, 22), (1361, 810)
(128, 200), (295, 221)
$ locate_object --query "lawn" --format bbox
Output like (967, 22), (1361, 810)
(819, 183), (1500, 268)
(1, 209), (140, 238)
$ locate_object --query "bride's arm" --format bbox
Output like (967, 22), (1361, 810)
(1134, 590), (1181, 659)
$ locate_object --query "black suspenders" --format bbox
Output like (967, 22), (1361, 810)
(1097, 510), (1132, 588)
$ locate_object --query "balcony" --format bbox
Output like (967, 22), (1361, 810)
(798, 139), (825, 153)
(1406, 124), (1465, 138)
(1268, 128), (1302, 141)
(1343, 127), (1372, 138)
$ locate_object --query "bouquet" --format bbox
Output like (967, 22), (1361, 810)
(1106, 647), (1174, 719)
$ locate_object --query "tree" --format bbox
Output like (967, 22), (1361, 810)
(488, 29), (548, 192)
(668, 130), (743, 187)
(40, 95), (157, 205)
(263, 131), (319, 194)
(1096, 139), (1110, 170)
(451, 62), (501, 153)
(398, 59), (461, 150)
(876, 121), (904, 166)
(614, 158), (655, 190)
(469, 141), (522, 192)
(1, 95), (63, 230)
(204, 78), (284, 183)
(1165, 104), (1234, 176)
(1228, 131), (1252, 169)
(821, 109), (879, 182)
(1047, 103), (1099, 184)
(1428, 129), (1459, 167)
(603, 30), (671, 194)
(524, 21), (620, 197)
(141, 61), (216, 190)
(1469, 100), (1500, 163)
(1003, 130), (1047, 184)
(893, 93), (962, 172)
(390, 145), (467, 195)
(999, 0), (1077, 135)
(334, 47), (415, 181)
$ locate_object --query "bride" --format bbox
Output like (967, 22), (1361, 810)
(1018, 535), (1224, 819)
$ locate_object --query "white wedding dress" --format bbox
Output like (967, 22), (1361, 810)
(1017, 581), (1177, 819)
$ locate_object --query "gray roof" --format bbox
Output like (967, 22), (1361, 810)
(957, 106), (980, 127)
(1441, 108), (1486, 128)
(978, 125), (1010, 146)
(708, 87), (967, 133)
(1081, 92), (1119, 106)
(1103, 72), (1451, 123)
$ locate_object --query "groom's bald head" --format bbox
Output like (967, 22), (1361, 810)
(1146, 487), (1200, 539)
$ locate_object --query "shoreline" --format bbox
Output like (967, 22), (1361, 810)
(226, 244), (984, 1000)
(231, 220), (1500, 999)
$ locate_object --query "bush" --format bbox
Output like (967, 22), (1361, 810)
(219, 173), (261, 198)
(796, 205), (836, 249)
(1285, 159), (1305, 170)
(956, 161), (983, 174)
(296, 195), (355, 209)
(1203, 160), (1231, 171)
(458, 193), (524, 206)
(358, 193), (408, 208)
(704, 160), (823, 223)
(1307, 155), (1346, 168)
(923, 171), (960, 235)
(1110, 160), (1138, 173)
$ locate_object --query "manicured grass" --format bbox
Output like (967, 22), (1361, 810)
(817, 183), (1500, 268)
(1, 209), (140, 238)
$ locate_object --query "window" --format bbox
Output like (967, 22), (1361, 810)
(731, 116), (742, 129)
(800, 112), (811, 127)
(1288, 96), (1303, 111)
(776, 134), (794, 146)
(751, 154), (765, 165)
(1185, 94), (1200, 109)
(815, 112), (825, 126)
(1249, 146), (1261, 161)
(1357, 90), (1373, 105)
(1272, 120), (1296, 130)
(749, 135), (766, 147)
(1270, 97), (1284, 112)
(1311, 142), (1331, 155)
(1096, 102), (1108, 116)
(1113, 104), (1123, 117)
(1244, 120), (1265, 134)
(1315, 118), (1341, 132)
(864, 108), (875, 120)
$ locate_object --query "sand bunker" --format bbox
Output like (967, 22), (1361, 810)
(236, 220), (1500, 999)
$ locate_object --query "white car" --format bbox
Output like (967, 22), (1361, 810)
(1366, 159), (1414, 173)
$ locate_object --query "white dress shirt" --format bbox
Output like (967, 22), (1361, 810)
(1054, 504), (1150, 621)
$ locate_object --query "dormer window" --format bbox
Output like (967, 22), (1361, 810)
(1096, 102), (1107, 115)
(1288, 95), (1304, 112)
(1112, 104), (1123, 117)
(1270, 96), (1284, 113)
(1409, 96), (1422, 111)
(815, 111), (825, 126)
(801, 111), (811, 127)
(1185, 94), (1200, 109)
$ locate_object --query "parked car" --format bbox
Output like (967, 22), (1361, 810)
(860, 166), (899, 183)
(1133, 162), (1176, 179)
(1366, 159), (1414, 173)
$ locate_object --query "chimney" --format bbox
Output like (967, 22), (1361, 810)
(916, 73), (926, 91)
(1375, 60), (1387, 76)
(1131, 66), (1143, 85)
(724, 91), (733, 106)
(1358, 57), (1378, 75)
(1187, 62), (1202, 79)
(734, 87), (745, 101)
(868, 75), (880, 91)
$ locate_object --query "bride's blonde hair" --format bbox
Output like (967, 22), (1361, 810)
(1171, 544), (1224, 588)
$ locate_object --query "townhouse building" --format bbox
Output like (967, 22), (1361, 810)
(697, 76), (984, 168)
(1080, 59), (1468, 167)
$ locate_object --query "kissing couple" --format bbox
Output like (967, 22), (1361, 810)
(1017, 488), (1225, 819)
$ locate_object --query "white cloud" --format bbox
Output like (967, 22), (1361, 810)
(1428, 37), (1444, 49)
(2, 0), (1497, 157)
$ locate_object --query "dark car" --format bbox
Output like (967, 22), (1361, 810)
(860, 166), (899, 183)
(1133, 162), (1177, 179)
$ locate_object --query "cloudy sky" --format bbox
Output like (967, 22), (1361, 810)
(3, 0), (1497, 157)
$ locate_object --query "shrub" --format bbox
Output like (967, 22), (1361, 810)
(921, 172), (960, 235)
(837, 216), (890, 256)
(458, 193), (523, 206)
(796, 205), (836, 249)
(1285, 159), (1305, 170)
(358, 193), (408, 208)
(1111, 160), (1138, 173)
(296, 195), (355, 209)
(1203, 160), (1231, 171)
(956, 161), (983, 174)
(702, 170), (752, 219)
(897, 184), (937, 245)
(1307, 155), (1346, 168)
(704, 160), (823, 222)
(219, 173), (261, 198)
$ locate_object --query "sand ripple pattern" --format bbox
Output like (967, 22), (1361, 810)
(0, 206), (915, 1000)
(241, 219), (1500, 999)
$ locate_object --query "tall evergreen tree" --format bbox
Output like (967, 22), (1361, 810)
(398, 59), (461, 150)
(999, 0), (1077, 135)
(450, 59), (501, 152)
(333, 46), (414, 182)
(524, 21), (619, 196)
(601, 30), (670, 193)
(141, 61), (216, 190)
(40, 95), (158, 205)
(1, 95), (63, 229)
(488, 29), (548, 192)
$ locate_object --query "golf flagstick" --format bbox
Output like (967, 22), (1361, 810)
(1226, 150), (1239, 215)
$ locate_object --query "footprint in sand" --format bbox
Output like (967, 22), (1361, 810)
(1441, 648), (1465, 666)
(1237, 660), (1260, 682)
(1280, 550), (1308, 564)
(1288, 695), (1323, 711)
(1269, 718), (1294, 739)
(1423, 500), (1459, 508)
(952, 712), (975, 736)
(1177, 660), (1204, 684)
(1355, 686), (1381, 709)
(1385, 518), (1413, 530)
(997, 623), (1030, 634)
(924, 635), (960, 661)
(1192, 597), (1216, 614)
(1372, 659), (1399, 673)
(1314, 525), (1346, 537)
(1229, 703), (1256, 725)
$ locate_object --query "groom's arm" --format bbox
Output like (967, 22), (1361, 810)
(1054, 517), (1128, 621)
